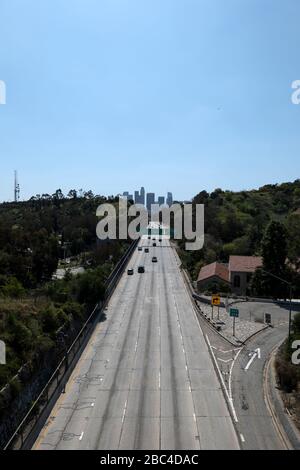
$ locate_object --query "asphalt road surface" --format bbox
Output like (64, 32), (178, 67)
(34, 237), (239, 450)
(231, 325), (288, 450)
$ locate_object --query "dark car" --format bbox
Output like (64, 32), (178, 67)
(138, 247), (142, 251)
(153, 242), (156, 247)
(144, 248), (149, 253)
(159, 239), (162, 243)
(127, 268), (134, 275)
(138, 266), (145, 273)
(152, 257), (158, 263)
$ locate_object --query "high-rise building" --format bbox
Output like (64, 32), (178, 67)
(166, 192), (173, 207)
(134, 191), (139, 204)
(146, 193), (155, 212)
(158, 196), (165, 206)
(140, 187), (145, 206)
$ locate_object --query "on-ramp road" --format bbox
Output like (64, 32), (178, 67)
(34, 237), (239, 450)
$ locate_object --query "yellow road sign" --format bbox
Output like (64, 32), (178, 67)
(211, 295), (221, 306)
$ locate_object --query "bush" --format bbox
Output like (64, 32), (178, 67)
(41, 305), (61, 334)
(75, 270), (105, 306)
(61, 301), (84, 320)
(0, 276), (25, 298)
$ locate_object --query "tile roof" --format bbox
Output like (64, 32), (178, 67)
(229, 255), (262, 273)
(197, 262), (229, 283)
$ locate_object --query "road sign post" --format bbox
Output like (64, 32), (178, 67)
(211, 295), (221, 321)
(229, 308), (239, 337)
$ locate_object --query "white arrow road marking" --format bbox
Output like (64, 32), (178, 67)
(244, 348), (261, 371)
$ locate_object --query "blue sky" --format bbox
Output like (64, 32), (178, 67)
(0, 0), (299, 202)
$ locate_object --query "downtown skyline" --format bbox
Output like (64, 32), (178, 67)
(121, 186), (174, 211)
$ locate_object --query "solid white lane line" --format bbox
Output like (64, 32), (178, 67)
(79, 431), (84, 441)
(122, 400), (128, 423)
(240, 433), (245, 443)
(206, 334), (239, 423)
(229, 348), (243, 400)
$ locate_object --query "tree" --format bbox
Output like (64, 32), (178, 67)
(252, 221), (288, 298)
(286, 213), (300, 269)
(262, 221), (287, 273)
(68, 189), (77, 199)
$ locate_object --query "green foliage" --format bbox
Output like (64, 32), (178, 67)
(0, 276), (25, 298)
(75, 269), (106, 306)
(0, 191), (130, 393)
(252, 221), (289, 298)
(180, 180), (300, 287)
(40, 304), (63, 334)
(262, 221), (287, 273)
(286, 213), (300, 269)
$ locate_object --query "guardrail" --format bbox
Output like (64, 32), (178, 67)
(2, 238), (139, 450)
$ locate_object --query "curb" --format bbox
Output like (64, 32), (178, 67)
(264, 341), (300, 450)
(264, 342), (300, 450)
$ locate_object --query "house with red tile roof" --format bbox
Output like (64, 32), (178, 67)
(197, 255), (263, 295)
(229, 255), (262, 295)
(197, 261), (230, 292)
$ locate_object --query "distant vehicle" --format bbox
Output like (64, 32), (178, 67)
(144, 248), (149, 253)
(159, 239), (162, 243)
(138, 266), (145, 273)
(152, 257), (158, 263)
(153, 242), (156, 247)
(148, 236), (151, 240)
(138, 247), (142, 251)
(127, 268), (134, 275)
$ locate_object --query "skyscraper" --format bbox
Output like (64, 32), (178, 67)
(140, 187), (145, 206)
(146, 193), (155, 212)
(158, 196), (165, 206)
(166, 192), (173, 207)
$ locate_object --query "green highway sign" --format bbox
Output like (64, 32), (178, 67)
(230, 308), (239, 318)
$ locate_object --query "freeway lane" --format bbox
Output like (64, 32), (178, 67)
(34, 237), (239, 450)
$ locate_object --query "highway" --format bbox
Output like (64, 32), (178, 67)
(34, 236), (239, 450)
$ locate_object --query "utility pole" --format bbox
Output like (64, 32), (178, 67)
(14, 170), (20, 202)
